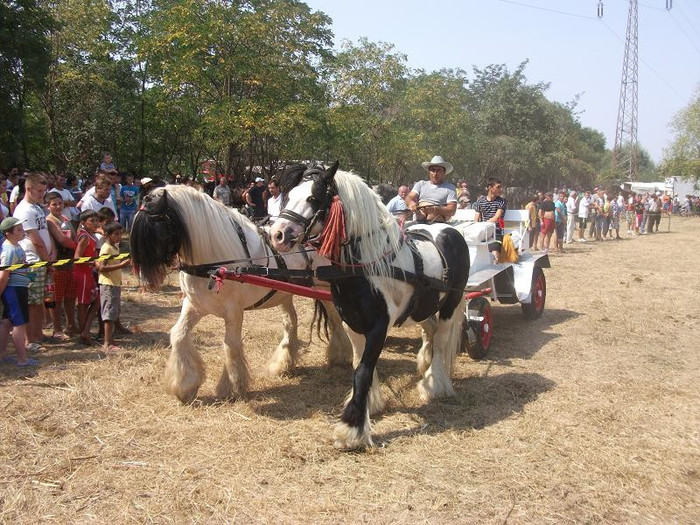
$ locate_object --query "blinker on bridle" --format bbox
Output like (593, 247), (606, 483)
(277, 168), (337, 246)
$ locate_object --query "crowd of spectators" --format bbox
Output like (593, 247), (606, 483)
(0, 155), (144, 366)
(0, 157), (293, 367)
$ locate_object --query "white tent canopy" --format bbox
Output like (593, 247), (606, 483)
(620, 181), (667, 194)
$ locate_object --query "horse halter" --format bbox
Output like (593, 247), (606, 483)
(140, 188), (173, 222)
(277, 166), (337, 246)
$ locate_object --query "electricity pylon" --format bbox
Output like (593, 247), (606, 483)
(612, 0), (639, 181)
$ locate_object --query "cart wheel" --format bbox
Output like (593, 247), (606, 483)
(460, 297), (493, 359)
(521, 266), (546, 320)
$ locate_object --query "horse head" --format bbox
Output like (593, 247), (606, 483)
(131, 186), (189, 286)
(271, 161), (339, 251)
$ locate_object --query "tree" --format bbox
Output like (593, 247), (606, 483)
(0, 0), (54, 169)
(326, 38), (409, 184)
(30, 0), (143, 173)
(139, 0), (333, 181)
(397, 69), (476, 185)
(661, 86), (700, 181)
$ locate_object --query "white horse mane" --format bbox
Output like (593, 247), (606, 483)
(163, 184), (257, 265)
(332, 170), (403, 280)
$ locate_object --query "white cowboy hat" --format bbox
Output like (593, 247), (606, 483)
(421, 155), (453, 175)
(141, 177), (153, 184)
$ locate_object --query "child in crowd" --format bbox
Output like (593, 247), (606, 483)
(119, 173), (139, 232)
(96, 223), (130, 352)
(0, 218), (39, 367)
(45, 191), (78, 338)
(96, 206), (116, 250)
(73, 210), (100, 345)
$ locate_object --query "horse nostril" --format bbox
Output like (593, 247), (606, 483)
(273, 230), (283, 242)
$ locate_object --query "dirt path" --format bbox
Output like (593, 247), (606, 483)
(1, 217), (698, 523)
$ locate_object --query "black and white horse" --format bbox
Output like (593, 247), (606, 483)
(130, 184), (351, 404)
(270, 163), (470, 449)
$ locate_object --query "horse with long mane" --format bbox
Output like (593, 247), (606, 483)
(130, 184), (351, 404)
(270, 162), (470, 449)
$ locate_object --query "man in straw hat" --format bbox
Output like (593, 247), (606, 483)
(405, 155), (458, 223)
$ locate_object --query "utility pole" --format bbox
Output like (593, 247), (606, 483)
(602, 0), (673, 181)
(612, 0), (639, 181)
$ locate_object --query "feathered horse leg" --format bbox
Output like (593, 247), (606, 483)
(165, 296), (205, 404)
(344, 328), (384, 417)
(216, 305), (250, 400)
(417, 297), (465, 402)
(323, 301), (353, 367)
(334, 316), (389, 450)
(416, 317), (436, 376)
(265, 295), (299, 377)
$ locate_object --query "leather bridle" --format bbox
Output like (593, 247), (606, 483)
(277, 166), (337, 246)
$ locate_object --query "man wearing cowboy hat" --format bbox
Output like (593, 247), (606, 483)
(405, 155), (458, 223)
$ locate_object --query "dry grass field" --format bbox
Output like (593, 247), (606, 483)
(1, 217), (699, 523)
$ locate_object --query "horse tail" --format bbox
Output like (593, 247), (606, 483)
(311, 299), (330, 342)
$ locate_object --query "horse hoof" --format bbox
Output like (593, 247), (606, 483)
(333, 421), (373, 450)
(417, 375), (456, 402)
(175, 389), (198, 405)
(265, 358), (293, 378)
(326, 352), (352, 368)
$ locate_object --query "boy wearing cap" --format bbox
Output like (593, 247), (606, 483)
(406, 155), (458, 223)
(0, 217), (39, 367)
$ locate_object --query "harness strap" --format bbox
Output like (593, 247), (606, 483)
(394, 238), (424, 326)
(231, 217), (252, 260)
(278, 209), (311, 228)
(314, 264), (451, 292)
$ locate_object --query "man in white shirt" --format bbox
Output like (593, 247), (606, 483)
(565, 191), (577, 244)
(78, 171), (120, 218)
(79, 178), (116, 216)
(13, 173), (54, 349)
(577, 191), (591, 242)
(266, 179), (283, 221)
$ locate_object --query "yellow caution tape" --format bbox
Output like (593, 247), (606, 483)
(0, 253), (131, 271)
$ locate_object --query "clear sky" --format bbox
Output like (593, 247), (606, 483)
(304, 0), (700, 164)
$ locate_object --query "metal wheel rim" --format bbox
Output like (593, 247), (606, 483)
(480, 303), (492, 349)
(533, 274), (545, 312)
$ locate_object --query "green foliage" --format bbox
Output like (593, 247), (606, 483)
(2, 0), (616, 193)
(661, 87), (700, 181)
(0, 0), (54, 168)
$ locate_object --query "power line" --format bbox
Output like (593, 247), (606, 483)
(667, 10), (700, 57)
(494, 0), (596, 20)
(677, 0), (700, 28)
(639, 1), (665, 11)
(599, 19), (684, 100)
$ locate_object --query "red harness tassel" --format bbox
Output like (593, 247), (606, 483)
(317, 196), (347, 261)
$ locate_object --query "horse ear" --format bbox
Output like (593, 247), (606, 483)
(143, 187), (168, 214)
(323, 161), (340, 182)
